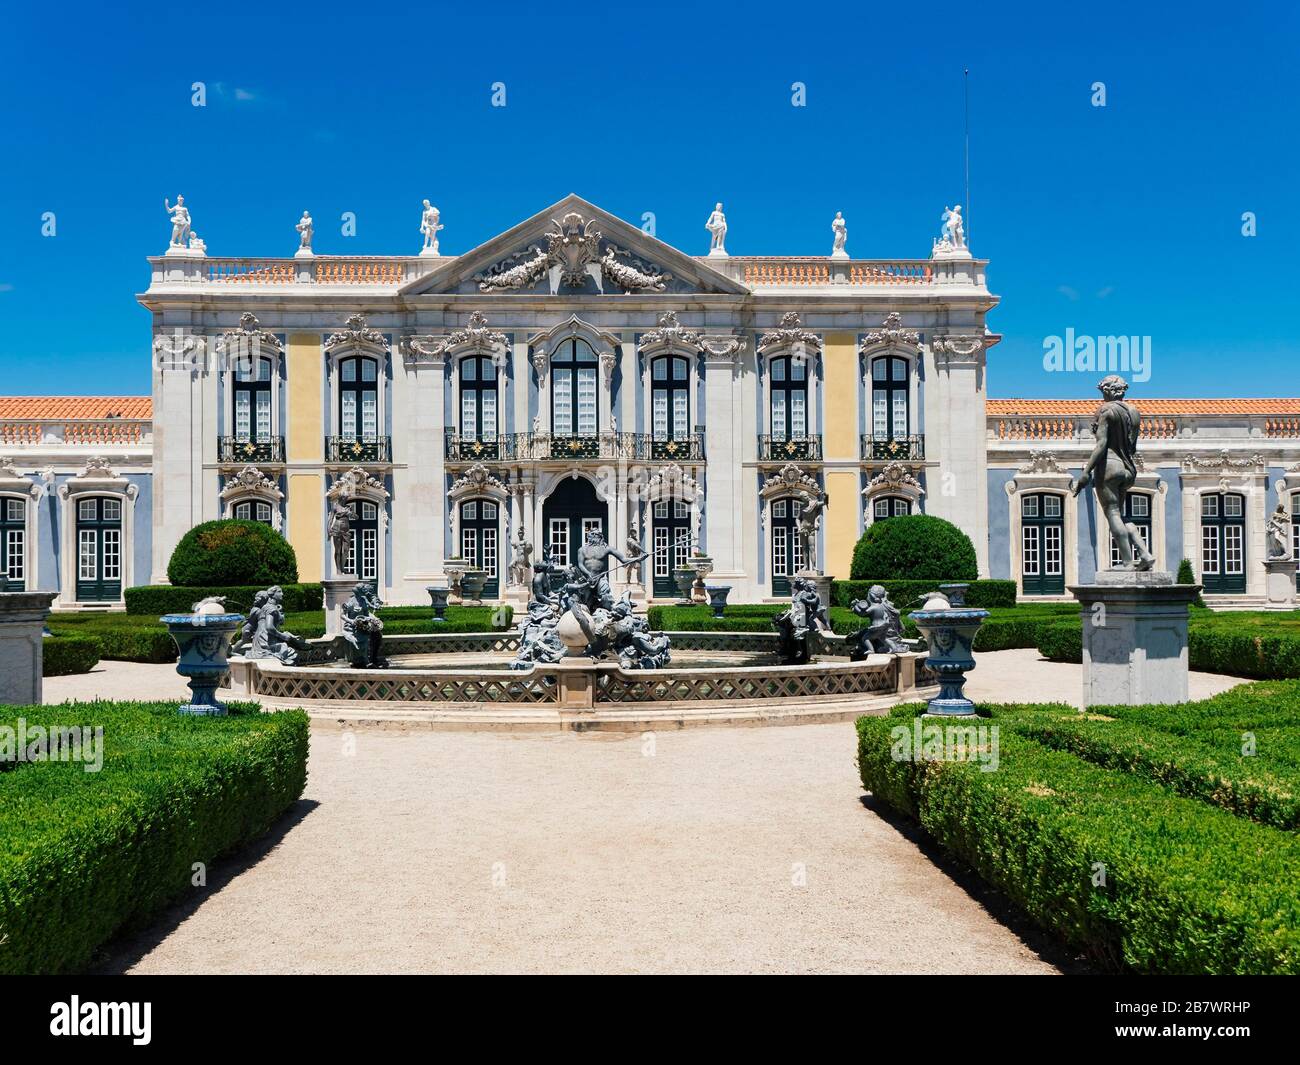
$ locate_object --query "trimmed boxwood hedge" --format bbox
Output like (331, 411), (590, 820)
(1037, 610), (1300, 680)
(41, 636), (101, 677)
(857, 694), (1300, 973)
(125, 583), (324, 616)
(166, 519), (299, 587)
(850, 514), (978, 582)
(832, 579), (1017, 611)
(0, 699), (309, 974)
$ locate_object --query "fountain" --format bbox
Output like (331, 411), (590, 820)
(162, 598), (245, 715)
(908, 590), (989, 717)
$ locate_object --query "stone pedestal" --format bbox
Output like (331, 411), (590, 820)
(552, 660), (596, 710)
(323, 577), (358, 637)
(1070, 571), (1201, 707)
(0, 591), (57, 706)
(1263, 559), (1298, 610)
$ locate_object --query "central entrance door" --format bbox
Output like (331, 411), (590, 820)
(543, 477), (606, 569)
(652, 498), (691, 598)
(459, 498), (500, 598)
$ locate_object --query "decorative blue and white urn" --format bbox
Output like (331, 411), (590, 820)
(161, 608), (245, 716)
(908, 591), (989, 717)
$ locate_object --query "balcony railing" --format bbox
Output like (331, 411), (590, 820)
(326, 436), (392, 463)
(861, 434), (925, 461)
(218, 436), (285, 464)
(649, 432), (705, 461)
(1, 419), (152, 447)
(758, 435), (823, 462)
(444, 431), (706, 463)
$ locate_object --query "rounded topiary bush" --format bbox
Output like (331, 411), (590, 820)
(850, 514), (978, 581)
(167, 519), (298, 587)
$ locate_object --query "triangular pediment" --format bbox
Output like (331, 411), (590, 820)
(400, 194), (748, 297)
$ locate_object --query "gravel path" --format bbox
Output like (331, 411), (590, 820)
(95, 722), (1064, 974)
(70, 650), (1246, 973)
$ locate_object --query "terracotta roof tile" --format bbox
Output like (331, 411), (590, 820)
(0, 397), (152, 420)
(986, 398), (1300, 416)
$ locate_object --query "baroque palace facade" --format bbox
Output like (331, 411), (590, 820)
(1, 194), (1298, 608)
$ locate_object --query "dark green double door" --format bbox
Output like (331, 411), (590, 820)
(76, 497), (122, 602)
(543, 478), (606, 570)
(1201, 492), (1246, 594)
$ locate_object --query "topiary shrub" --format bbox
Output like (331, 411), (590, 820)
(41, 635), (101, 677)
(166, 520), (298, 587)
(850, 515), (978, 582)
(1176, 557), (1206, 608)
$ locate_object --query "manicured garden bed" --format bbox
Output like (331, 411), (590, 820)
(45, 605), (513, 666)
(1037, 608), (1300, 679)
(0, 699), (309, 974)
(856, 683), (1300, 973)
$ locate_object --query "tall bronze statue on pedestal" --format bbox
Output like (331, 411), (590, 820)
(1071, 374), (1156, 571)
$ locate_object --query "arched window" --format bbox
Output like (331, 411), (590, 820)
(233, 500), (274, 526)
(1, 496), (25, 591)
(339, 356), (379, 442)
(76, 496), (122, 602)
(1201, 492), (1245, 594)
(233, 355), (273, 442)
(872, 496), (911, 523)
(459, 499), (499, 598)
(870, 356), (909, 442)
(652, 355), (690, 441)
(1021, 492), (1064, 596)
(769, 356), (807, 442)
(551, 339), (599, 437)
(1109, 492), (1152, 568)
(460, 356), (498, 441)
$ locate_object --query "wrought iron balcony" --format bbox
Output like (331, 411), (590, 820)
(758, 435), (823, 462)
(218, 436), (284, 464)
(445, 431), (520, 462)
(443, 431), (707, 463)
(861, 434), (925, 461)
(649, 432), (705, 461)
(326, 435), (391, 463)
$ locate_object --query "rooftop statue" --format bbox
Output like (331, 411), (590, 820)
(705, 202), (728, 256)
(940, 204), (965, 249)
(296, 211), (313, 254)
(420, 200), (443, 255)
(831, 212), (848, 259)
(1072, 374), (1156, 571)
(165, 195), (191, 246)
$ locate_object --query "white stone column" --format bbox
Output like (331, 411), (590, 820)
(927, 335), (991, 577)
(701, 336), (747, 587)
(400, 338), (449, 599)
(0, 592), (56, 706)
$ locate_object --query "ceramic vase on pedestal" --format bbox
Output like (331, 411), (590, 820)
(908, 593), (989, 717)
(162, 610), (245, 716)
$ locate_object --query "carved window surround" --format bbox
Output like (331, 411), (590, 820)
(527, 316), (621, 433)
(861, 462), (925, 525)
(0, 460), (46, 590)
(220, 466), (285, 531)
(1004, 453), (1078, 595)
(756, 314), (823, 440)
(214, 313), (285, 445)
(56, 457), (140, 608)
(324, 313), (392, 443)
(860, 312), (922, 443)
(327, 466), (392, 584)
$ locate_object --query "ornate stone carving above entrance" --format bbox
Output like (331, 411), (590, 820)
(860, 312), (919, 353)
(325, 313), (391, 356)
(757, 312), (822, 362)
(759, 463), (824, 502)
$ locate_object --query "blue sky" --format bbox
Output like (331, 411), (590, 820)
(1, 0), (1295, 399)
